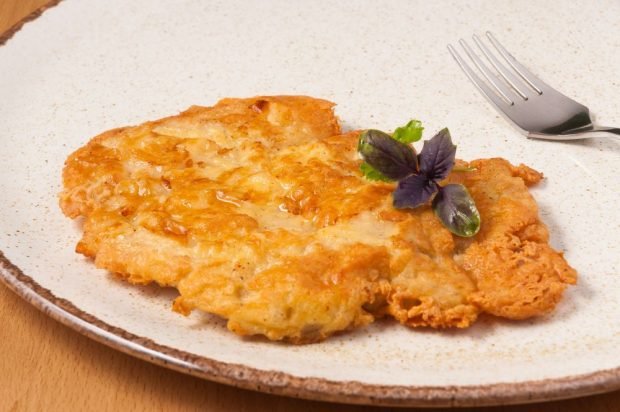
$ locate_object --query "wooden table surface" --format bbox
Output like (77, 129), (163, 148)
(1, 2), (619, 411)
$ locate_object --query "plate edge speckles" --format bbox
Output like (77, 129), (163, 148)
(0, 0), (64, 46)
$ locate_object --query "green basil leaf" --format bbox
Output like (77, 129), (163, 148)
(432, 184), (480, 237)
(392, 120), (424, 144)
(360, 162), (393, 182)
(358, 130), (418, 180)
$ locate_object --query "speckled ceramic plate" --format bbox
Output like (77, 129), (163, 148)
(1, 0), (620, 407)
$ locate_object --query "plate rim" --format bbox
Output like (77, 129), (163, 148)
(1, 251), (619, 407)
(2, 1), (619, 406)
(0, 0), (63, 46)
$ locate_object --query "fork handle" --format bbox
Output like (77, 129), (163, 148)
(530, 126), (620, 140)
(575, 126), (620, 139)
(594, 127), (620, 136)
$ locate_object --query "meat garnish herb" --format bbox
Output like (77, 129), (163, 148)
(358, 122), (481, 237)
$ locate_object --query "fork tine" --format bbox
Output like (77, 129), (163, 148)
(447, 44), (511, 110)
(472, 34), (530, 100)
(486, 31), (543, 95)
(458, 39), (515, 105)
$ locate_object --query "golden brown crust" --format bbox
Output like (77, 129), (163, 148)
(449, 159), (576, 319)
(59, 96), (576, 343)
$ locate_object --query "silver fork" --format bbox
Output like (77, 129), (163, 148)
(448, 32), (620, 140)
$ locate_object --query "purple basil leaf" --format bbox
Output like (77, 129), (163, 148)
(418, 128), (457, 182)
(432, 184), (481, 237)
(392, 174), (438, 209)
(358, 129), (418, 180)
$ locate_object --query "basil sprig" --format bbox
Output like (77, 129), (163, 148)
(358, 122), (481, 237)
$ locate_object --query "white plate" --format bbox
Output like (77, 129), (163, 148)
(1, 0), (620, 407)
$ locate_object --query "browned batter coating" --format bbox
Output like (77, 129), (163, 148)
(60, 96), (576, 343)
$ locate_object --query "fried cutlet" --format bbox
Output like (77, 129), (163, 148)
(59, 96), (576, 343)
